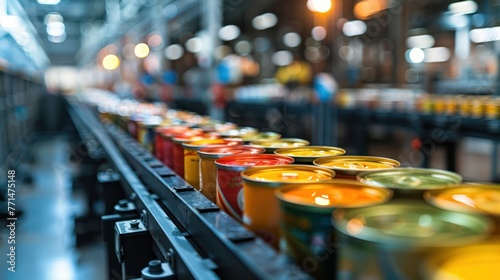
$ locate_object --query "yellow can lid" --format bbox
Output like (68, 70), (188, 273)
(313, 156), (399, 175)
(241, 165), (334, 188)
(274, 146), (346, 163)
(423, 240), (500, 280)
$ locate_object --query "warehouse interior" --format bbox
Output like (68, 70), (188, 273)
(1, 0), (500, 279)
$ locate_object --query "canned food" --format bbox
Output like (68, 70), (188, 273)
(241, 165), (335, 248)
(237, 132), (282, 143)
(422, 239), (500, 280)
(137, 117), (163, 153)
(275, 181), (392, 280)
(214, 154), (293, 221)
(459, 96), (473, 117)
(250, 138), (310, 154)
(154, 126), (187, 161)
(485, 97), (500, 119)
(219, 127), (259, 138)
(357, 168), (462, 199)
(424, 184), (500, 233)
(274, 146), (346, 164)
(171, 133), (219, 178)
(181, 139), (242, 194)
(313, 156), (400, 179)
(332, 201), (493, 279)
(159, 127), (194, 168)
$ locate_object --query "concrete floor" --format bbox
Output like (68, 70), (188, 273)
(0, 137), (106, 280)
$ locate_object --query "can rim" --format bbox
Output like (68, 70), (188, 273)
(182, 139), (242, 150)
(331, 200), (493, 249)
(274, 180), (392, 212)
(274, 146), (346, 162)
(214, 154), (294, 170)
(241, 165), (335, 188)
(424, 184), (500, 216)
(356, 167), (463, 190)
(198, 145), (266, 159)
(250, 138), (310, 146)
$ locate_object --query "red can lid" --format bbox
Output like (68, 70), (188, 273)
(214, 154), (294, 170)
(198, 145), (265, 159)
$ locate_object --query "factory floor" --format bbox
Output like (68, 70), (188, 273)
(0, 135), (106, 280)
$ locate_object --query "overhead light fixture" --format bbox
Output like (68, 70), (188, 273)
(311, 26), (327, 41)
(185, 37), (203, 53)
(134, 43), (150, 58)
(252, 13), (278, 30)
(448, 1), (478, 15)
(37, 0), (61, 5)
(102, 54), (120, 70)
(307, 0), (332, 13)
(342, 20), (367, 37)
(218, 25), (240, 41)
(164, 44), (184, 60)
(271, 50), (293, 66)
(469, 26), (500, 43)
(283, 32), (301, 48)
(406, 34), (435, 49)
(406, 48), (425, 64)
(424, 47), (450, 63)
(44, 13), (63, 25)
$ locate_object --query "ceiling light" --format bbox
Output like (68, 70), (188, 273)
(218, 25), (240, 41)
(251, 13), (278, 30)
(272, 50), (293, 66)
(134, 43), (150, 58)
(185, 37), (203, 53)
(406, 48), (424, 64)
(406, 34), (435, 49)
(283, 32), (301, 48)
(424, 47), (450, 63)
(448, 1), (478, 15)
(102, 54), (120, 70)
(311, 26), (327, 41)
(37, 0), (61, 5)
(307, 0), (332, 13)
(342, 20), (367, 37)
(164, 44), (184, 60)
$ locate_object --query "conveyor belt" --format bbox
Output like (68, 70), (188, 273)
(66, 100), (309, 279)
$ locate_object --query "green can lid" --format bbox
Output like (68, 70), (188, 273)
(357, 168), (462, 190)
(332, 200), (493, 249)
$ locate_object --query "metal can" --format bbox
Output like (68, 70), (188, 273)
(241, 165), (335, 248)
(181, 139), (242, 193)
(250, 138), (310, 154)
(332, 201), (493, 279)
(236, 132), (282, 144)
(274, 146), (346, 164)
(219, 127), (259, 138)
(214, 154), (293, 222)
(127, 114), (147, 140)
(421, 239), (500, 280)
(357, 168), (462, 199)
(137, 117), (163, 153)
(275, 181), (392, 280)
(154, 126), (187, 161)
(159, 127), (196, 168)
(485, 97), (500, 119)
(313, 156), (400, 180)
(424, 184), (500, 234)
(171, 132), (219, 178)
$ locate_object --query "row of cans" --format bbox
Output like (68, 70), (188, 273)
(336, 89), (500, 119)
(95, 93), (499, 280)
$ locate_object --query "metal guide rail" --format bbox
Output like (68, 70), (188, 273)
(67, 101), (309, 280)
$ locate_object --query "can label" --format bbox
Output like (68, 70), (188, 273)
(281, 204), (338, 279)
(162, 140), (175, 168)
(217, 169), (245, 221)
(184, 149), (200, 190)
(154, 133), (163, 160)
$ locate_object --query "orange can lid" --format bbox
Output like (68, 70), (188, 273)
(424, 184), (500, 216)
